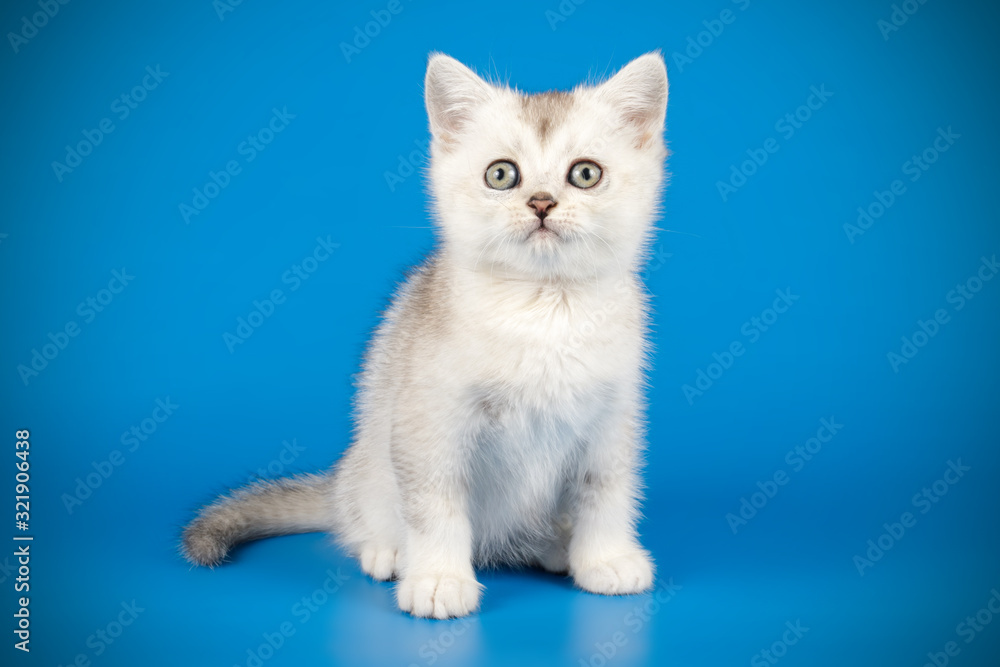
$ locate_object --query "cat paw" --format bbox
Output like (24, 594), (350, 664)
(396, 573), (482, 619)
(360, 546), (399, 581)
(572, 550), (654, 595)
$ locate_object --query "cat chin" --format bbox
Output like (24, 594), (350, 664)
(504, 254), (621, 284)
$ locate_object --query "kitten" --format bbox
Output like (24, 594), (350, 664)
(182, 52), (669, 619)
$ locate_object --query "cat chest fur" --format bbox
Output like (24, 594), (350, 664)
(455, 278), (644, 406)
(455, 281), (643, 559)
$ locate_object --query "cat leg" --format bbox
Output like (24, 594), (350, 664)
(356, 487), (401, 582)
(536, 502), (573, 574)
(391, 413), (482, 618)
(568, 409), (654, 595)
(332, 448), (402, 581)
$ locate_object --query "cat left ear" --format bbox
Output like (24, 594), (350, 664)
(596, 52), (668, 147)
(425, 53), (494, 144)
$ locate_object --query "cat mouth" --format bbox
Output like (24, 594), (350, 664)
(527, 220), (560, 239)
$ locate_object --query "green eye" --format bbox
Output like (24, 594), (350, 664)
(568, 161), (602, 189)
(485, 160), (519, 190)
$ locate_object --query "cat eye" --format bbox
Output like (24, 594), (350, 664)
(568, 161), (602, 189)
(485, 160), (520, 190)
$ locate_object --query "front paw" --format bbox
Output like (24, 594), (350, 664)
(359, 545), (399, 581)
(572, 550), (654, 595)
(396, 572), (482, 618)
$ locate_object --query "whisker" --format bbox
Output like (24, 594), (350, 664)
(585, 222), (625, 280)
(659, 228), (702, 239)
(577, 231), (602, 291)
(582, 227), (627, 287)
(490, 233), (514, 291)
(473, 229), (510, 275)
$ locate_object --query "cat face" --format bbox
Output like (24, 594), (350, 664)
(424, 53), (668, 282)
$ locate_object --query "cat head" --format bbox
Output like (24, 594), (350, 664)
(424, 53), (668, 283)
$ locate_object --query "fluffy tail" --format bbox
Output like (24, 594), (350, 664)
(181, 473), (332, 567)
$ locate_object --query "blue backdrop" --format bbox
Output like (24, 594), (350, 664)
(2, 0), (998, 665)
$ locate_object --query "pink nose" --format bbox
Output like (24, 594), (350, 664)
(527, 197), (557, 218)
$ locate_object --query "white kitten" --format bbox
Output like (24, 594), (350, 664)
(182, 52), (669, 619)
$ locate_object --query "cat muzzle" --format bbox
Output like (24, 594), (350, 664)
(527, 195), (557, 220)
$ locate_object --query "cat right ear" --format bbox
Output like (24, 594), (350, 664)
(425, 53), (493, 144)
(595, 52), (668, 149)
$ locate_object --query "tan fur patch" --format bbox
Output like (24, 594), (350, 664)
(520, 91), (575, 142)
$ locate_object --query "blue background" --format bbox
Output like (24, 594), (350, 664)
(2, 0), (999, 665)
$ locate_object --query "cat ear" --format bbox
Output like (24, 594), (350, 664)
(425, 53), (494, 143)
(595, 52), (668, 147)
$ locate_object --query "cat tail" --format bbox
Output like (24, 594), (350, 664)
(181, 472), (332, 567)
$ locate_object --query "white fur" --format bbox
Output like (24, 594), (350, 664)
(183, 53), (669, 619)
